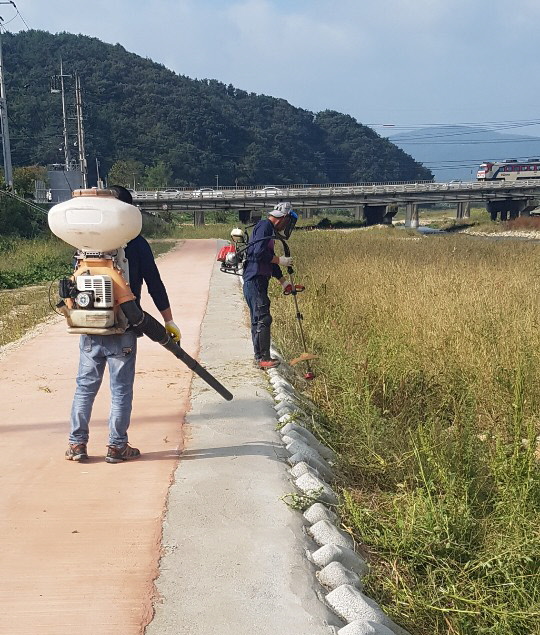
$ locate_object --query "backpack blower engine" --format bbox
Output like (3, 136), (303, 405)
(48, 188), (233, 401)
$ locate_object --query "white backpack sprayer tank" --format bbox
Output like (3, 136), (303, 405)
(48, 189), (233, 400)
(48, 189), (142, 334)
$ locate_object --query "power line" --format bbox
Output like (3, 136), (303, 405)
(11, 1), (30, 30)
(395, 138), (540, 146)
(369, 117), (540, 128)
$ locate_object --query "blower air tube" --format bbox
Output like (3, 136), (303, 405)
(121, 300), (233, 401)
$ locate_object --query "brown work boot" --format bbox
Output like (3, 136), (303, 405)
(258, 358), (280, 370)
(65, 443), (88, 461)
(106, 443), (141, 464)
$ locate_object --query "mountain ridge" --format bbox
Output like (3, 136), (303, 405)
(3, 29), (431, 186)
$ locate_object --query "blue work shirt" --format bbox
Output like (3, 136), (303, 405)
(124, 235), (170, 311)
(242, 219), (284, 282)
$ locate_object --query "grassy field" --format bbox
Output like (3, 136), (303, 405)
(270, 229), (540, 635)
(0, 236), (74, 289)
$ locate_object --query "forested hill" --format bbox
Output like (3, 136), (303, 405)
(4, 30), (431, 186)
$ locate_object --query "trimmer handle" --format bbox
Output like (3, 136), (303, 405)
(283, 284), (305, 296)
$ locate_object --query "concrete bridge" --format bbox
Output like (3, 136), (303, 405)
(131, 180), (540, 225)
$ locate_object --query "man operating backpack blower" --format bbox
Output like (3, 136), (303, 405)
(242, 202), (303, 370)
(49, 185), (232, 464)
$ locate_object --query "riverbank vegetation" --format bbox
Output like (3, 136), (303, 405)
(271, 230), (540, 635)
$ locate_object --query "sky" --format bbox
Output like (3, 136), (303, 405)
(6, 0), (540, 139)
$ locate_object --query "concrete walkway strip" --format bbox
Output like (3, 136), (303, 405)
(145, 249), (337, 634)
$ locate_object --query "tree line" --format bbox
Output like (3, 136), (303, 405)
(2, 29), (432, 192)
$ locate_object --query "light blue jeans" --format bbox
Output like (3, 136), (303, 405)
(69, 331), (137, 447)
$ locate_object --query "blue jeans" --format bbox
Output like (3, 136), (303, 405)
(69, 331), (137, 447)
(243, 275), (272, 361)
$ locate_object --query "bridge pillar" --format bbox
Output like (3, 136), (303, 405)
(238, 210), (251, 224)
(487, 199), (533, 221)
(353, 206), (364, 221)
(383, 204), (398, 225)
(193, 210), (205, 226)
(456, 202), (470, 219)
(404, 203), (419, 228)
(364, 205), (387, 225)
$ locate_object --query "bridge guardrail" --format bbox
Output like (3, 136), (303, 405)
(131, 179), (540, 203)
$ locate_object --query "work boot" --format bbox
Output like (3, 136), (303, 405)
(106, 444), (141, 464)
(65, 443), (88, 461)
(258, 358), (280, 370)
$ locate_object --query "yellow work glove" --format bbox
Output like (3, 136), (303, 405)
(165, 320), (181, 343)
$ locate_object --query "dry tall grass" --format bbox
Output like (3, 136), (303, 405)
(271, 228), (540, 635)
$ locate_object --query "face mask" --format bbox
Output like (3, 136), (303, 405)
(280, 210), (298, 239)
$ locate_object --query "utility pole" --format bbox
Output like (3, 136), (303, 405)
(74, 73), (87, 187)
(96, 157), (104, 188)
(0, 17), (13, 189)
(59, 59), (72, 171)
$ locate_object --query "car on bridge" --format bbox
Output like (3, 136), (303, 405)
(191, 188), (215, 198)
(254, 186), (285, 196)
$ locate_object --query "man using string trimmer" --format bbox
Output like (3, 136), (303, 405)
(242, 202), (304, 370)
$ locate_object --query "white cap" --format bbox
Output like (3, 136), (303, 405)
(268, 202), (292, 217)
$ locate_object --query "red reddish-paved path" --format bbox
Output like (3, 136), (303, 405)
(0, 239), (217, 635)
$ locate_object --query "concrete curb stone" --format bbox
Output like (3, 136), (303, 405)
(275, 402), (309, 417)
(278, 413), (312, 427)
(274, 408), (307, 419)
(288, 451), (336, 482)
(317, 561), (362, 591)
(295, 473), (339, 506)
(285, 437), (326, 463)
(275, 405), (295, 418)
(308, 519), (355, 550)
(273, 383), (296, 395)
(275, 390), (303, 405)
(326, 586), (410, 635)
(290, 461), (319, 480)
(311, 544), (369, 578)
(303, 502), (339, 525)
(269, 380), (295, 394)
(338, 621), (397, 635)
(280, 426), (336, 462)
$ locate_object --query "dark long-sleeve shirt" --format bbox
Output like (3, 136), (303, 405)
(124, 235), (170, 311)
(242, 219), (284, 282)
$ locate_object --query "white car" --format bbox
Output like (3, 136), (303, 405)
(254, 186), (285, 196)
(192, 188), (222, 198)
